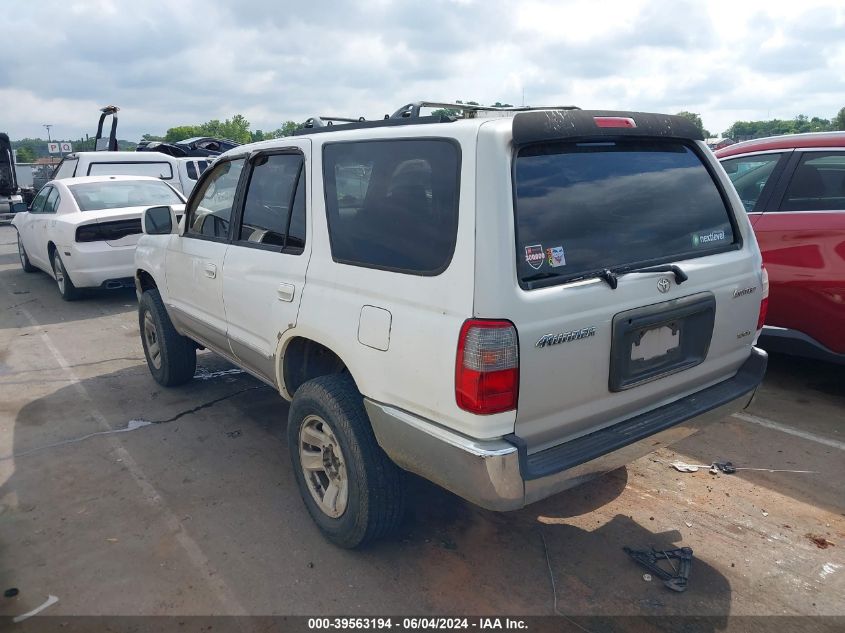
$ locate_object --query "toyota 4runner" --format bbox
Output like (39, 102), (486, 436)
(134, 102), (768, 548)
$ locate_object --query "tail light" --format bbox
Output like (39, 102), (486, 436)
(593, 116), (636, 128)
(76, 218), (142, 242)
(757, 266), (769, 331)
(455, 319), (519, 415)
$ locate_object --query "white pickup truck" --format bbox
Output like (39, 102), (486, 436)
(134, 102), (768, 548)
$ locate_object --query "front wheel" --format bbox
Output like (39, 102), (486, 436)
(17, 234), (36, 273)
(52, 250), (80, 301)
(288, 374), (405, 548)
(139, 288), (196, 386)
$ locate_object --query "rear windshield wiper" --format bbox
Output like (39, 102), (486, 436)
(619, 264), (688, 285)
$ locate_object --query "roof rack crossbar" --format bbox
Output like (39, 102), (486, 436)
(303, 115), (367, 129)
(390, 101), (580, 119)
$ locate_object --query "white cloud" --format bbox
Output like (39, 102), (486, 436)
(0, 0), (843, 140)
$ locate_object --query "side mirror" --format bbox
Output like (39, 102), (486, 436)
(11, 202), (28, 213)
(142, 206), (178, 235)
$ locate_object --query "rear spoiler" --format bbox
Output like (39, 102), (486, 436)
(512, 110), (704, 146)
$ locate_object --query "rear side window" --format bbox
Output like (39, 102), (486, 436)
(44, 187), (60, 214)
(720, 153), (784, 212)
(238, 153), (305, 252)
(186, 162), (198, 180)
(514, 141), (736, 287)
(29, 187), (50, 213)
(53, 158), (78, 179)
(780, 152), (845, 212)
(87, 161), (174, 179)
(323, 139), (460, 274)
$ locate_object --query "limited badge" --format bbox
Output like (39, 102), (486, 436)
(524, 244), (544, 269)
(545, 246), (566, 267)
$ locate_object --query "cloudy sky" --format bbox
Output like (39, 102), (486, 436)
(1, 0), (843, 141)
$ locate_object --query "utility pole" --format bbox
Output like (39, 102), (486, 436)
(43, 124), (54, 167)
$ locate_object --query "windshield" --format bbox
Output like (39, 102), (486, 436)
(69, 180), (182, 211)
(514, 140), (736, 287)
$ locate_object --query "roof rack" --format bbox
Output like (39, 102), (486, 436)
(390, 101), (580, 119)
(291, 100), (580, 136)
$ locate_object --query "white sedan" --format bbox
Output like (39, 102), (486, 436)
(12, 175), (186, 300)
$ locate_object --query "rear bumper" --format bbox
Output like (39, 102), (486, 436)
(366, 347), (767, 511)
(65, 243), (136, 288)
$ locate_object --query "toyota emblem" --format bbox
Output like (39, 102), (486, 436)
(657, 278), (671, 294)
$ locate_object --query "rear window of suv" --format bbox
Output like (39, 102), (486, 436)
(323, 139), (460, 274)
(514, 140), (736, 288)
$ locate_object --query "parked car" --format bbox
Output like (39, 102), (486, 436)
(716, 132), (845, 364)
(134, 103), (767, 548)
(13, 175), (186, 300)
(51, 151), (209, 196)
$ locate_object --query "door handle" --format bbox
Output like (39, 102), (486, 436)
(203, 263), (217, 278)
(277, 283), (295, 302)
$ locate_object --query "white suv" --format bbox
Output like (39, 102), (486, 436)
(134, 103), (768, 548)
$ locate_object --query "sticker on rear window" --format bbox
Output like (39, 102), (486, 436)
(524, 244), (544, 269)
(693, 230), (726, 246)
(546, 246), (566, 267)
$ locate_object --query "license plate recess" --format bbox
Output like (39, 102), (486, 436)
(609, 293), (716, 392)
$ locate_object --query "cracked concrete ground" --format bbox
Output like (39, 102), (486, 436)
(0, 225), (843, 628)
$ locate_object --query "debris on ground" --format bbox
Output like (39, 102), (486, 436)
(806, 534), (835, 549)
(643, 573), (652, 582)
(669, 459), (816, 475)
(12, 594), (58, 623)
(4, 588), (19, 598)
(226, 430), (242, 439)
(671, 461), (700, 472)
(624, 546), (694, 593)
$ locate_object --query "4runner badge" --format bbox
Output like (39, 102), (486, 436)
(536, 327), (596, 348)
(657, 278), (671, 293)
(524, 244), (544, 270)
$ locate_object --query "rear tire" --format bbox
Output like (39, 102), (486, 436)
(51, 250), (80, 301)
(17, 234), (36, 273)
(288, 374), (405, 548)
(139, 288), (196, 387)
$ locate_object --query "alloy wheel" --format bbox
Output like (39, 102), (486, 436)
(299, 415), (349, 518)
(143, 311), (162, 369)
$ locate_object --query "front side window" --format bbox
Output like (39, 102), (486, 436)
(323, 139), (460, 274)
(29, 187), (50, 213)
(514, 140), (736, 288)
(720, 153), (784, 212)
(238, 153), (304, 251)
(186, 159), (245, 239)
(53, 158), (78, 179)
(69, 180), (183, 211)
(87, 161), (174, 180)
(780, 152), (845, 212)
(44, 187), (60, 214)
(186, 162), (198, 180)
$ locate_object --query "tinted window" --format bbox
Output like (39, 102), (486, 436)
(514, 141), (735, 287)
(186, 162), (198, 180)
(186, 159), (244, 239)
(88, 161), (174, 179)
(721, 153), (784, 212)
(780, 152), (845, 212)
(238, 153), (305, 251)
(29, 187), (50, 213)
(323, 140), (459, 274)
(53, 158), (78, 179)
(69, 180), (182, 211)
(44, 187), (60, 214)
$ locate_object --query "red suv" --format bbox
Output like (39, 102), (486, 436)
(716, 132), (845, 364)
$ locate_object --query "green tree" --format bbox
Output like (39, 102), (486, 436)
(675, 111), (710, 139)
(832, 107), (845, 130)
(14, 146), (35, 163)
(274, 121), (302, 137)
(164, 125), (204, 143)
(142, 133), (165, 142)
